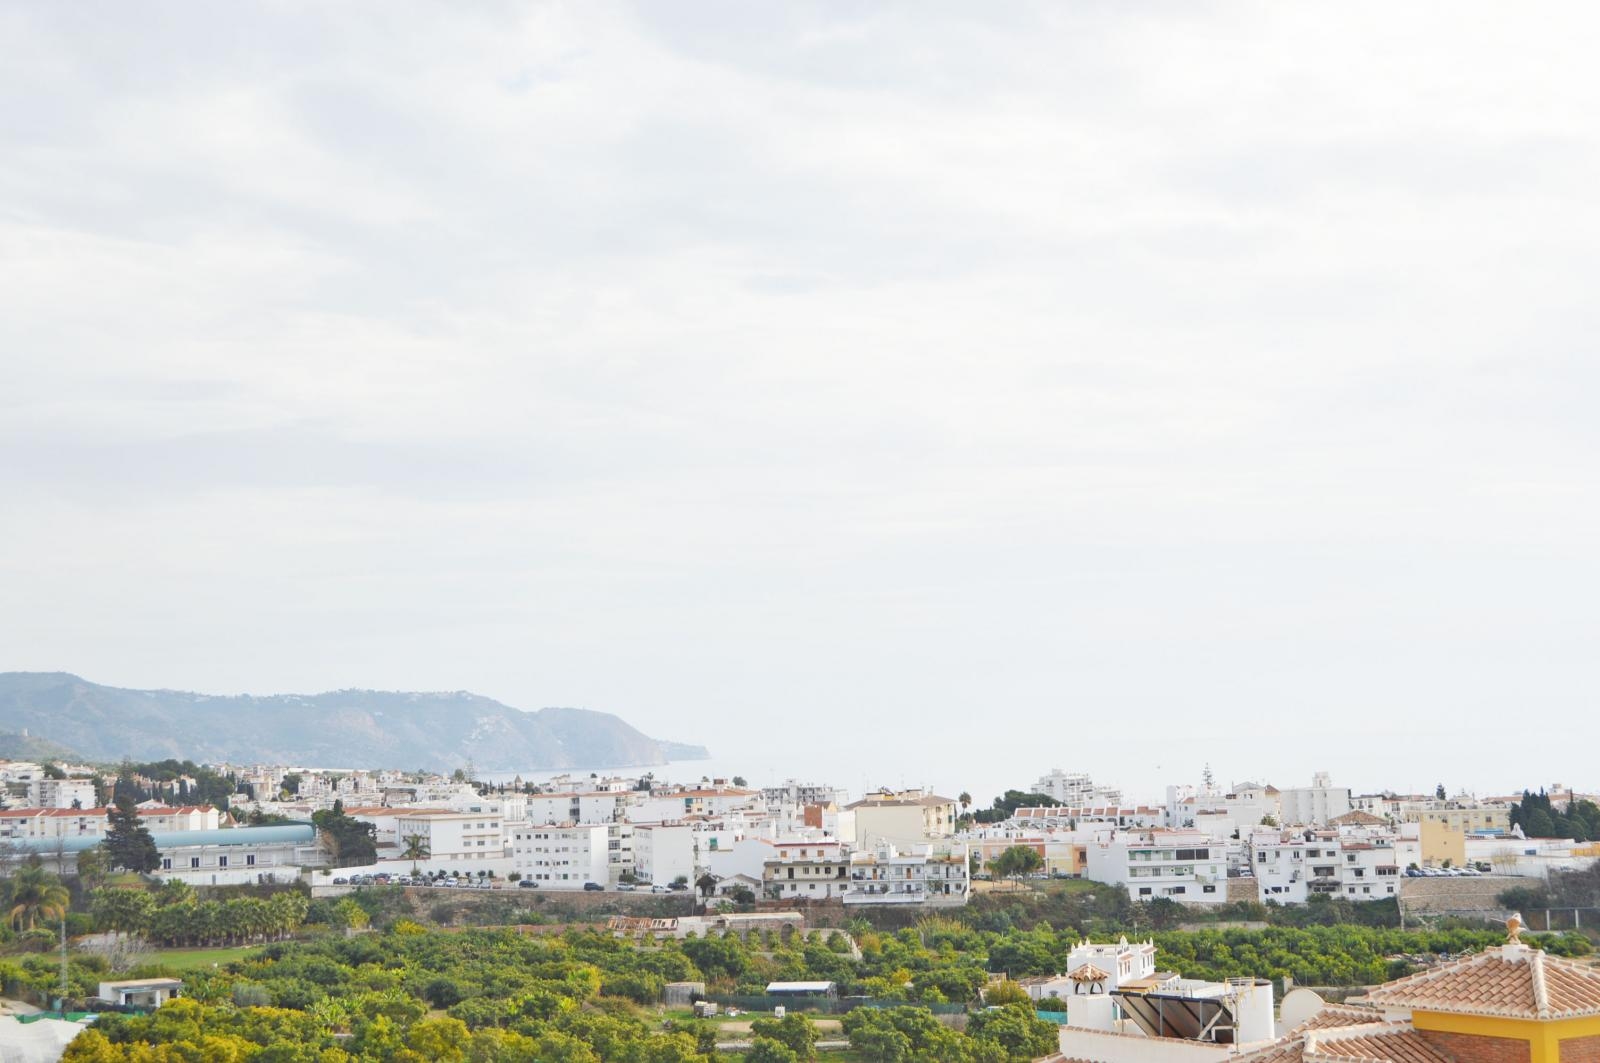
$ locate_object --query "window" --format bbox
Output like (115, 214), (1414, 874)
(1138, 887), (1152, 896)
(162, 858), (172, 870)
(218, 856), (228, 868)
(1203, 885), (1216, 893)
(191, 857), (200, 868)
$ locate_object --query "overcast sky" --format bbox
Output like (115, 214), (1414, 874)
(3, 3), (1598, 800)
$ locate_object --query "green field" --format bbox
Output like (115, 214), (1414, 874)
(148, 946), (256, 970)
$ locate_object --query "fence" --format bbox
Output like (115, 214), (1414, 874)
(1401, 905), (1600, 932)
(1524, 908), (1600, 932)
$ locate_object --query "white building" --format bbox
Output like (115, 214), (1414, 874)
(29, 777), (98, 809)
(0, 804), (219, 842)
(1035, 770), (1123, 808)
(844, 842), (971, 907)
(708, 835), (787, 884)
(635, 786), (763, 823)
(1249, 828), (1407, 904)
(607, 822), (635, 878)
(135, 804), (224, 833)
(524, 789), (640, 825)
(512, 823), (609, 888)
(633, 823), (696, 887)
(392, 810), (507, 865)
(346, 806), (451, 847)
(1276, 773), (1352, 828)
(1084, 829), (1230, 906)
(450, 792), (528, 825)
(10, 825), (324, 884)
(762, 780), (848, 809)
(1015, 806), (1166, 831)
(98, 979), (183, 1008)
(845, 790), (959, 848)
(762, 838), (852, 901)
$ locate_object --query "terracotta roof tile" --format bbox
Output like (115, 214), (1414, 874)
(1309, 1028), (1457, 1063)
(1330, 810), (1388, 826)
(1363, 944), (1600, 1020)
(1293, 1006), (1384, 1032)
(1240, 1026), (1456, 1063)
(1236, 1037), (1314, 1063)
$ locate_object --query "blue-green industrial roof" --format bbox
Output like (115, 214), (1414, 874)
(10, 824), (316, 854)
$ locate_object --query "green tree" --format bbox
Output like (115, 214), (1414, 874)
(91, 885), (156, 938)
(75, 845), (110, 891)
(329, 897), (370, 930)
(983, 979), (1031, 1006)
(988, 845), (1043, 883)
(6, 861), (70, 930)
(402, 833), (431, 873)
(966, 1002), (1059, 1060)
(695, 872), (719, 898)
(407, 1016), (471, 1062)
(313, 800), (378, 867)
(104, 790), (160, 872)
(750, 1013), (817, 1060)
(745, 1037), (800, 1063)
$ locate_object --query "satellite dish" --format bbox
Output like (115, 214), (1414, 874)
(1279, 988), (1327, 1032)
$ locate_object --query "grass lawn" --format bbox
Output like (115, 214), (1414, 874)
(149, 946), (257, 970)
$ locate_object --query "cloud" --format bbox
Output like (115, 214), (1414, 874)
(3, 3), (1599, 796)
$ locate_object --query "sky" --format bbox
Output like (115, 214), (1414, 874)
(3, 3), (1599, 804)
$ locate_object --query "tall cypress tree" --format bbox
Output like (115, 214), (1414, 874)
(104, 791), (161, 872)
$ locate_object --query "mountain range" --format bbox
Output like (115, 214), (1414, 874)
(0, 672), (708, 772)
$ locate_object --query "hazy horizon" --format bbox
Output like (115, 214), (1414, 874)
(4, 5), (1599, 800)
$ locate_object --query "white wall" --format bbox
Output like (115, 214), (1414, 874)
(634, 824), (696, 886)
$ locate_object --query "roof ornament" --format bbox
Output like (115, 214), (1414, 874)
(1507, 912), (1523, 946)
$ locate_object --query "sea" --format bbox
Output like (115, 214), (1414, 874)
(478, 751), (1017, 807)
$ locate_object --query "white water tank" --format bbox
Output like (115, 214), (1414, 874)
(1066, 993), (1117, 1032)
(1231, 980), (1276, 1044)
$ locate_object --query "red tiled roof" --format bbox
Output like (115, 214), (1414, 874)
(1331, 810), (1388, 826)
(1292, 1006), (1384, 1032)
(1309, 1028), (1456, 1063)
(1363, 944), (1600, 1020)
(1237, 1024), (1454, 1063)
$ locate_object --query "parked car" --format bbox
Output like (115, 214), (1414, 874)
(583, 882), (605, 891)
(616, 882), (636, 891)
(518, 880), (538, 889)
(650, 884), (670, 894)
(332, 877), (349, 885)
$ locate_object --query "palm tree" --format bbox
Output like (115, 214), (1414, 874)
(7, 862), (70, 931)
(401, 833), (431, 875)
